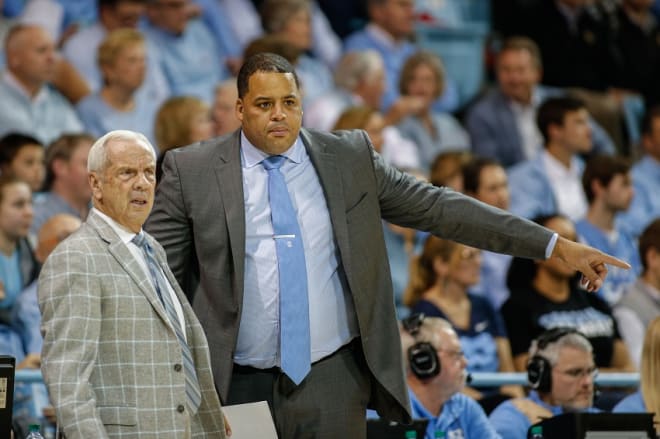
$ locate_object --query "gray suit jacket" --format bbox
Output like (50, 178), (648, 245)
(39, 210), (226, 439)
(146, 128), (554, 421)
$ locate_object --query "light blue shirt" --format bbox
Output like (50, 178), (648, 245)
(0, 71), (83, 144)
(296, 54), (334, 109)
(618, 155), (660, 238)
(76, 92), (158, 149)
(396, 112), (470, 171)
(409, 389), (500, 439)
(12, 280), (42, 355)
(235, 132), (358, 368)
(31, 191), (81, 236)
(576, 218), (641, 305)
(469, 250), (512, 310)
(0, 249), (22, 310)
(613, 390), (646, 413)
(489, 391), (599, 439)
(143, 19), (228, 104)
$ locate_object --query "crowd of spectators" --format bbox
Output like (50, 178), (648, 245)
(0, 0), (659, 436)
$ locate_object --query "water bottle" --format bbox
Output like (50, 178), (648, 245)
(26, 424), (45, 439)
(434, 431), (446, 438)
(530, 425), (544, 439)
(405, 430), (417, 439)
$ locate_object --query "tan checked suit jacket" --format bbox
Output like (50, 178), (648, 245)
(39, 210), (226, 439)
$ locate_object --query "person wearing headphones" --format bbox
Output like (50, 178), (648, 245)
(489, 328), (600, 439)
(400, 313), (500, 439)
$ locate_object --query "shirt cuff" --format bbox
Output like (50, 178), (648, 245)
(545, 232), (559, 259)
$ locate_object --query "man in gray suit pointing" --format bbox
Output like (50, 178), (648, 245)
(146, 53), (628, 438)
(39, 130), (229, 438)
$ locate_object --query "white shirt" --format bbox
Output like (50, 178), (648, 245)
(542, 151), (587, 221)
(510, 96), (543, 160)
(92, 208), (187, 340)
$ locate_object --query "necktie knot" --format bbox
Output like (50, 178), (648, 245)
(132, 231), (147, 249)
(262, 155), (287, 171)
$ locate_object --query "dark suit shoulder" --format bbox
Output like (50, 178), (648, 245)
(301, 127), (371, 153)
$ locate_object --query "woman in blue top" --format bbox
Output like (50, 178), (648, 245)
(404, 235), (523, 413)
(613, 316), (660, 435)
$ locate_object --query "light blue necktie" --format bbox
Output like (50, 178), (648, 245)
(132, 232), (202, 414)
(262, 155), (311, 385)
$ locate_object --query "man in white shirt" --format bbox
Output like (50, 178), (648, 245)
(508, 96), (593, 221)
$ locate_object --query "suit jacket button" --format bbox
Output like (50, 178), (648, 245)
(177, 404), (185, 413)
(174, 363), (182, 372)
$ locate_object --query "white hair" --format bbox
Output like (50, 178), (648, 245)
(334, 50), (384, 91)
(87, 130), (155, 173)
(528, 332), (593, 367)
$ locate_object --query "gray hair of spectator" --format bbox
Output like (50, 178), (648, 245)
(334, 50), (384, 91)
(237, 52), (300, 99)
(399, 317), (453, 372)
(528, 332), (593, 367)
(260, 0), (310, 34)
(498, 36), (543, 70)
(87, 130), (155, 173)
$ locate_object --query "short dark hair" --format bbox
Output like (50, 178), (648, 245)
(537, 97), (586, 145)
(44, 133), (95, 190)
(642, 105), (660, 136)
(0, 132), (43, 166)
(462, 156), (503, 194)
(639, 219), (660, 273)
(581, 155), (631, 203)
(237, 52), (300, 99)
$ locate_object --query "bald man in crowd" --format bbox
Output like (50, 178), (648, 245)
(0, 24), (83, 143)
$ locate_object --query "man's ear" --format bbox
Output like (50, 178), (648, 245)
(89, 172), (102, 202)
(235, 98), (244, 122)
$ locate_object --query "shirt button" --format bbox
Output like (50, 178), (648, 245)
(177, 404), (185, 413)
(174, 364), (182, 372)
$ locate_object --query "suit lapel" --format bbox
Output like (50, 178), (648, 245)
(299, 129), (353, 279)
(214, 132), (246, 305)
(87, 211), (171, 327)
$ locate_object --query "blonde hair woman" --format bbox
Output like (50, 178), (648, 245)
(613, 316), (660, 433)
(154, 96), (213, 181)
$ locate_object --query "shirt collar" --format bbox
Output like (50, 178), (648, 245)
(542, 149), (581, 176)
(240, 130), (305, 169)
(2, 70), (48, 103)
(529, 391), (565, 416)
(92, 207), (141, 245)
(365, 23), (401, 49)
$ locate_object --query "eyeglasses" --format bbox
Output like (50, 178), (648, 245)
(438, 348), (465, 360)
(554, 366), (598, 380)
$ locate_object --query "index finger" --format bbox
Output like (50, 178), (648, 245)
(598, 253), (631, 270)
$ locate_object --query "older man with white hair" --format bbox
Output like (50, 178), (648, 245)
(39, 130), (229, 438)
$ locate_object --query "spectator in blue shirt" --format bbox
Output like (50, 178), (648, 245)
(489, 328), (600, 439)
(400, 314), (500, 439)
(613, 316), (660, 436)
(618, 105), (660, 238)
(576, 155), (641, 305)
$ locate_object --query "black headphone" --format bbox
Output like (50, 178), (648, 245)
(402, 313), (440, 379)
(527, 327), (583, 393)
